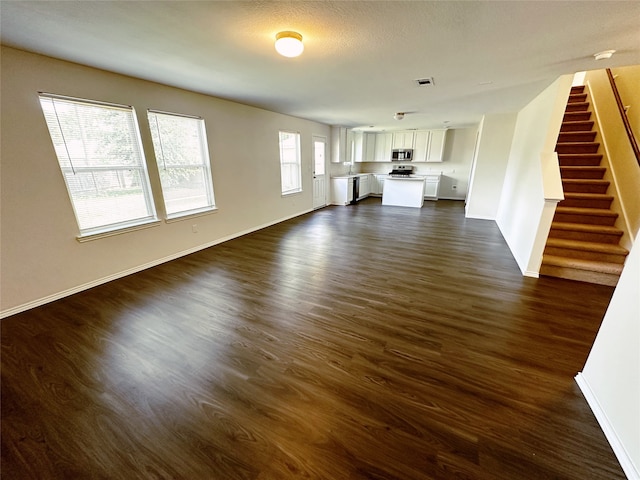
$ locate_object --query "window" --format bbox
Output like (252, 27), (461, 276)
(313, 139), (325, 176)
(147, 111), (216, 218)
(279, 131), (302, 195)
(39, 93), (157, 237)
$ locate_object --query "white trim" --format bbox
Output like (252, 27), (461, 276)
(77, 219), (161, 242)
(524, 270), (539, 278)
(165, 206), (218, 223)
(464, 213), (496, 220)
(0, 209), (313, 319)
(575, 373), (639, 480)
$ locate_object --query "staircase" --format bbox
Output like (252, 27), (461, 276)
(540, 85), (629, 286)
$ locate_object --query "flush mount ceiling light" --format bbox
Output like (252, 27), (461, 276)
(594, 49), (616, 60)
(275, 31), (304, 58)
(394, 112), (405, 120)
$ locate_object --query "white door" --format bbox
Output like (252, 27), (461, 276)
(312, 136), (327, 209)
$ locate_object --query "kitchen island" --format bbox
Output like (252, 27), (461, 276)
(382, 176), (426, 208)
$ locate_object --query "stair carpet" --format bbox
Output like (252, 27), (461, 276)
(540, 85), (629, 286)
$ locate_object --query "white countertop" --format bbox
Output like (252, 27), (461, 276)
(386, 175), (426, 181)
(331, 174), (371, 179)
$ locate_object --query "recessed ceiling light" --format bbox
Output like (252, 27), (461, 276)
(594, 50), (615, 60)
(394, 112), (405, 120)
(275, 31), (304, 58)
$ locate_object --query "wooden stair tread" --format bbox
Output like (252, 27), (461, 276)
(551, 222), (622, 234)
(561, 120), (593, 127)
(568, 93), (587, 103)
(542, 255), (624, 275)
(565, 102), (590, 111)
(556, 142), (600, 154)
(545, 237), (628, 254)
(560, 166), (605, 172)
(557, 131), (596, 139)
(563, 192), (613, 199)
(555, 206), (617, 217)
(557, 153), (602, 159)
(560, 121), (595, 133)
(561, 179), (609, 185)
(563, 111), (591, 119)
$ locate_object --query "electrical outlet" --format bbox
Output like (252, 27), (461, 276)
(192, 224), (198, 233)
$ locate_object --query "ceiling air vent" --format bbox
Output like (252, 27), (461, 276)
(415, 77), (434, 86)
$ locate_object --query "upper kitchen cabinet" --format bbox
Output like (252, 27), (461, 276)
(374, 132), (393, 162)
(353, 132), (376, 163)
(331, 126), (353, 163)
(391, 130), (415, 149)
(412, 129), (447, 162)
(426, 129), (447, 162)
(413, 130), (431, 162)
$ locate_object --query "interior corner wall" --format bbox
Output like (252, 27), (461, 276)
(0, 46), (331, 317)
(465, 112), (518, 220)
(495, 75), (573, 275)
(578, 238), (640, 479)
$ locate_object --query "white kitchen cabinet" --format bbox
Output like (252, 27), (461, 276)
(426, 129), (447, 162)
(374, 133), (393, 162)
(352, 131), (364, 163)
(412, 130), (431, 162)
(353, 133), (376, 163)
(330, 177), (354, 205)
(358, 174), (371, 199)
(424, 174), (441, 199)
(374, 174), (387, 195)
(392, 130), (415, 149)
(363, 133), (376, 162)
(331, 126), (354, 164)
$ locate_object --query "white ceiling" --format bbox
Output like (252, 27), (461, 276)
(2, 1), (639, 131)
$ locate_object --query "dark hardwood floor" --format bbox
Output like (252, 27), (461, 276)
(1, 198), (625, 479)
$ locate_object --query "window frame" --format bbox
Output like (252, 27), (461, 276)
(278, 130), (303, 196)
(38, 92), (158, 240)
(147, 109), (217, 220)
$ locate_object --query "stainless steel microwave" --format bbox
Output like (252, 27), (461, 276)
(391, 149), (413, 161)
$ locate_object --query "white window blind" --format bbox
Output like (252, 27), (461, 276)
(279, 131), (302, 195)
(147, 110), (216, 217)
(39, 93), (157, 237)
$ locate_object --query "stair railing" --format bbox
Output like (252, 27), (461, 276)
(606, 68), (640, 167)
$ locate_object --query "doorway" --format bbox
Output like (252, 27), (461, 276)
(312, 135), (327, 209)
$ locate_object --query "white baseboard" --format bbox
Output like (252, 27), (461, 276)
(524, 270), (540, 278)
(575, 372), (639, 480)
(0, 209), (313, 319)
(465, 213), (496, 220)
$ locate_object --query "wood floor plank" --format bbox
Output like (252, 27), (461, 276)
(1, 199), (624, 479)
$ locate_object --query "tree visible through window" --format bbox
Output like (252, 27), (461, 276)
(279, 131), (302, 195)
(39, 94), (157, 237)
(147, 111), (216, 217)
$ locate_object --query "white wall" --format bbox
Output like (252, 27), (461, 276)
(465, 113), (518, 219)
(496, 75), (573, 276)
(585, 66), (640, 251)
(577, 236), (640, 479)
(0, 47), (331, 316)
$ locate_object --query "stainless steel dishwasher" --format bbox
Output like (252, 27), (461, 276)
(350, 176), (360, 204)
